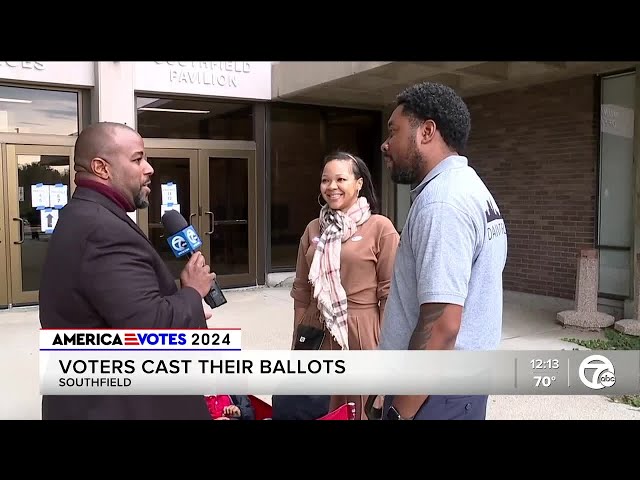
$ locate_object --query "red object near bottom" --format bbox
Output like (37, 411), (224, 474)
(316, 402), (357, 420)
(249, 395), (274, 420)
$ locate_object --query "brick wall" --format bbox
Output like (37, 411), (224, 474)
(464, 76), (598, 300)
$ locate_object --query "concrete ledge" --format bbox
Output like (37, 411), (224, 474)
(557, 310), (615, 329)
(224, 285), (265, 293)
(266, 272), (295, 288)
(614, 319), (640, 336)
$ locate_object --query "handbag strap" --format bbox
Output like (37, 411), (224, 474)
(364, 395), (382, 420)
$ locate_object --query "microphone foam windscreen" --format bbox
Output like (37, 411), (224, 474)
(161, 209), (189, 236)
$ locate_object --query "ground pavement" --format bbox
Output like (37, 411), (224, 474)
(1, 286), (638, 420)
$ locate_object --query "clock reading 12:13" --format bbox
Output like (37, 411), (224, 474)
(530, 359), (560, 369)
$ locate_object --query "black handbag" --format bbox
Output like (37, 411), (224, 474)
(293, 324), (326, 350)
(293, 305), (325, 350)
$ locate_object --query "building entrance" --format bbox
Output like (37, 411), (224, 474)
(140, 139), (257, 289)
(0, 135), (75, 307)
(0, 136), (257, 308)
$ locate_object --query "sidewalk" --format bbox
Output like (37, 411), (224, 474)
(1, 286), (639, 420)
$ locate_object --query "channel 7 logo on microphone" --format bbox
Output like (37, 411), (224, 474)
(578, 354), (616, 390)
(168, 225), (202, 257)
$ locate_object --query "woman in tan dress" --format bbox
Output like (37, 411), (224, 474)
(290, 151), (400, 419)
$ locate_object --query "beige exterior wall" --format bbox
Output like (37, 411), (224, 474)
(272, 62), (390, 99)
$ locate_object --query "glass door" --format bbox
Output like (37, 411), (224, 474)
(199, 149), (257, 288)
(139, 148), (199, 281)
(0, 145), (8, 307)
(5, 144), (72, 305)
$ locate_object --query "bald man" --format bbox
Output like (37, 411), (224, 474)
(39, 122), (216, 420)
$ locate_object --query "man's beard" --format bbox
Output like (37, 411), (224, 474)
(390, 142), (422, 186)
(134, 189), (149, 209)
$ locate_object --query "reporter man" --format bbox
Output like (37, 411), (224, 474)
(39, 121), (215, 420)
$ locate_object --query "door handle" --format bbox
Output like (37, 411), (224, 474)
(13, 218), (24, 244)
(205, 211), (214, 235)
(190, 213), (197, 225)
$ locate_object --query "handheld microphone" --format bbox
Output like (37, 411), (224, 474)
(161, 209), (227, 309)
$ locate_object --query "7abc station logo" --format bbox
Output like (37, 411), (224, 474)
(578, 354), (616, 390)
(170, 227), (201, 255)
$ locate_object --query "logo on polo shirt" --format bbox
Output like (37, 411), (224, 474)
(485, 200), (503, 223)
(485, 199), (506, 241)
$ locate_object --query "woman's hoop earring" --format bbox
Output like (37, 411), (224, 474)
(318, 193), (324, 207)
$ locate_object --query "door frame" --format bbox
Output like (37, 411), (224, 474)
(142, 139), (258, 288)
(198, 147), (257, 288)
(136, 148), (199, 238)
(0, 134), (76, 306)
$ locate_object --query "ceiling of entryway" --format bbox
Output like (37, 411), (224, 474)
(272, 61), (638, 109)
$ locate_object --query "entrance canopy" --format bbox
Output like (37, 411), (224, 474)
(272, 61), (638, 108)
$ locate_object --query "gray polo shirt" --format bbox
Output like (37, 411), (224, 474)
(379, 155), (508, 351)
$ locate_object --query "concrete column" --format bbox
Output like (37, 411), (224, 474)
(91, 62), (137, 222)
(557, 249), (614, 328)
(92, 62), (135, 126)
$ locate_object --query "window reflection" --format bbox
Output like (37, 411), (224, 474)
(136, 96), (253, 140)
(0, 85), (79, 136)
(598, 72), (635, 298)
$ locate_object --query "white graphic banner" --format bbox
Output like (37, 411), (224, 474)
(39, 331), (640, 396)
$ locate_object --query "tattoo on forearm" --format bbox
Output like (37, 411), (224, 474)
(408, 304), (446, 350)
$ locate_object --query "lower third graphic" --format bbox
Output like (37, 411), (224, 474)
(578, 354), (616, 390)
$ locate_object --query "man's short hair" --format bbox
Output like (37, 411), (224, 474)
(73, 122), (136, 171)
(396, 81), (471, 152)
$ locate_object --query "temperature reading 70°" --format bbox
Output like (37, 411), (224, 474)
(534, 375), (556, 387)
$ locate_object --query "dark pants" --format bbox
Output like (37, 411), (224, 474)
(271, 395), (330, 420)
(383, 395), (488, 420)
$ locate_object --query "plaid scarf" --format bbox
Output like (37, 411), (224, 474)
(308, 196), (371, 350)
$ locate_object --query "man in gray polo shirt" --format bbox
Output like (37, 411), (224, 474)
(377, 81), (508, 420)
